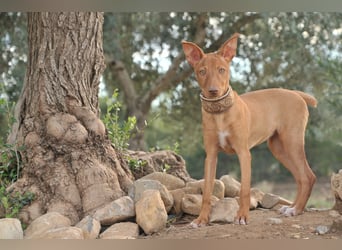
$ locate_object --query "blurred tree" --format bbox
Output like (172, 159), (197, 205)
(0, 13), (27, 138)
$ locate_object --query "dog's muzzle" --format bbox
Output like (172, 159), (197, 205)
(200, 86), (234, 114)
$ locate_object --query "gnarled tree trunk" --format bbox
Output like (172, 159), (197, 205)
(8, 12), (134, 225)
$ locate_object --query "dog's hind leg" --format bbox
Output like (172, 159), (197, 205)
(267, 130), (316, 216)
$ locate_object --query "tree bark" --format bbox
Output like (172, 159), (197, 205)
(8, 12), (134, 225)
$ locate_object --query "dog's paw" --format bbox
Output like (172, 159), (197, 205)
(279, 205), (298, 216)
(235, 209), (249, 225)
(189, 217), (209, 228)
(234, 218), (247, 225)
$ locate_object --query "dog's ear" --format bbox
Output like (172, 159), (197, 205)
(217, 33), (240, 62)
(182, 41), (204, 67)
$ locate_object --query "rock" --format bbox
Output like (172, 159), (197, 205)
(186, 179), (225, 199)
(24, 212), (71, 239)
(39, 227), (84, 239)
(93, 196), (135, 225)
(315, 225), (330, 235)
(331, 170), (342, 214)
(0, 204), (5, 218)
(329, 210), (341, 218)
(129, 179), (174, 212)
(220, 175), (241, 197)
(75, 215), (101, 239)
(266, 217), (283, 225)
(260, 193), (280, 209)
(100, 222), (140, 239)
(291, 224), (302, 229)
(170, 188), (186, 215)
(209, 198), (239, 223)
(0, 218), (23, 239)
(330, 217), (342, 233)
(141, 172), (185, 190)
(181, 194), (219, 216)
(135, 190), (167, 235)
(250, 188), (265, 203)
(19, 200), (44, 225)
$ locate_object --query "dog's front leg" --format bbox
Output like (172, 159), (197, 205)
(235, 149), (252, 225)
(190, 152), (217, 228)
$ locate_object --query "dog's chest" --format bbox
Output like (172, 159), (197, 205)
(218, 131), (230, 148)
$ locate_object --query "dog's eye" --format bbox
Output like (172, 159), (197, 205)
(218, 68), (225, 74)
(199, 69), (206, 76)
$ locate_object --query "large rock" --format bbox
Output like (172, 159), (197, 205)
(220, 175), (241, 197)
(75, 215), (101, 239)
(170, 188), (187, 215)
(100, 222), (140, 239)
(331, 169), (342, 214)
(209, 198), (239, 223)
(0, 218), (23, 239)
(135, 190), (167, 235)
(24, 212), (71, 239)
(129, 179), (174, 212)
(330, 217), (342, 233)
(186, 179), (225, 199)
(181, 194), (219, 216)
(260, 193), (281, 209)
(38, 227), (84, 239)
(93, 196), (135, 225)
(141, 172), (185, 190)
(127, 150), (192, 182)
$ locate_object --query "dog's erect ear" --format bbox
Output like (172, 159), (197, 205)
(217, 33), (240, 62)
(182, 41), (204, 67)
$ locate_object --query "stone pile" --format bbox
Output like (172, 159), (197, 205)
(0, 172), (298, 239)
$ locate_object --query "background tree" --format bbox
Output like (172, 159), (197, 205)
(102, 12), (262, 150)
(7, 12), (133, 225)
(0, 13), (27, 138)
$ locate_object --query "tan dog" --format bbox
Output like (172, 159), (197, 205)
(182, 33), (317, 226)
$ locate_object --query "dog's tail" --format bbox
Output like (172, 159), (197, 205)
(294, 91), (318, 108)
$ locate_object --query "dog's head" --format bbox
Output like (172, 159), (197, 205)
(182, 33), (239, 99)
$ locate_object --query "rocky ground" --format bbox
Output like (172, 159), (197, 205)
(140, 208), (342, 239)
(0, 150), (341, 240)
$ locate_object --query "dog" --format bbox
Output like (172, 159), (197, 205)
(182, 33), (317, 226)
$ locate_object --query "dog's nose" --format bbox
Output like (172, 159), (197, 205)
(208, 88), (218, 96)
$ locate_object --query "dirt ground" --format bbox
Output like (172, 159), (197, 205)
(140, 208), (341, 240)
(140, 179), (342, 239)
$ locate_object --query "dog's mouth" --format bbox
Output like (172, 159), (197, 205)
(200, 86), (232, 102)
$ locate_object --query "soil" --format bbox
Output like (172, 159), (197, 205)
(140, 208), (341, 239)
(139, 179), (341, 239)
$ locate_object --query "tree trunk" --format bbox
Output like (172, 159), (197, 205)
(8, 12), (134, 225)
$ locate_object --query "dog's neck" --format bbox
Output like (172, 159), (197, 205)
(200, 86), (234, 114)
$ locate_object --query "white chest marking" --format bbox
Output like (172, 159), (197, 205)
(218, 131), (229, 148)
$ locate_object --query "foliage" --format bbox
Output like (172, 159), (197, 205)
(0, 186), (34, 218)
(102, 89), (137, 150)
(127, 157), (147, 171)
(0, 88), (32, 220)
(0, 83), (23, 187)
